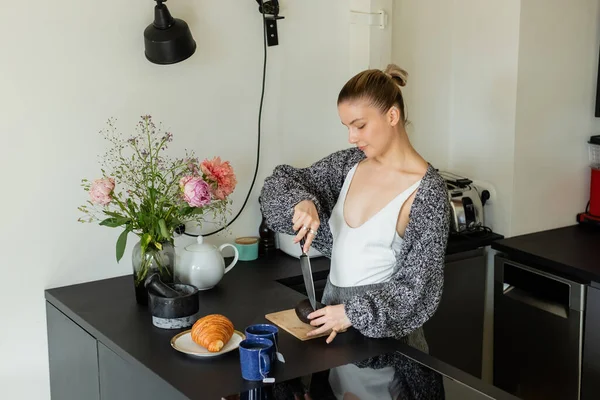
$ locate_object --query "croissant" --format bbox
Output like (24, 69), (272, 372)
(191, 314), (234, 352)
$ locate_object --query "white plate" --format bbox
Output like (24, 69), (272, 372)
(171, 330), (245, 358)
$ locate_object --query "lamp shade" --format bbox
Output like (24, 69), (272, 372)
(144, 0), (196, 65)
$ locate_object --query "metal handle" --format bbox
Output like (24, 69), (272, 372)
(496, 256), (586, 314)
(503, 259), (576, 287)
(503, 285), (568, 318)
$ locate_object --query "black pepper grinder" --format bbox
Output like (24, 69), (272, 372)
(259, 216), (276, 256)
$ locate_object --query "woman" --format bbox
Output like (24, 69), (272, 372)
(259, 64), (450, 345)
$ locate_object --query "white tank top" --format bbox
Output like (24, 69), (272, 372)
(328, 163), (422, 287)
(328, 364), (397, 400)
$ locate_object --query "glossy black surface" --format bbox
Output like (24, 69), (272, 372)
(491, 224), (600, 283)
(583, 286), (600, 399)
(46, 253), (403, 400)
(447, 230), (504, 255)
(45, 232), (504, 400)
(224, 348), (519, 400)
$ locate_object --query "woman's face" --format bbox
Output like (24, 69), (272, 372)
(338, 99), (401, 158)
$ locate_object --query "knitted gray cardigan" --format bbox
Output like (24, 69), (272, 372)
(259, 148), (450, 339)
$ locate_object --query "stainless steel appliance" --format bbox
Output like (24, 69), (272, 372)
(440, 171), (489, 233)
(493, 255), (585, 400)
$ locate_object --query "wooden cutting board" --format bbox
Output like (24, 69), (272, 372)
(265, 308), (346, 341)
(265, 309), (332, 341)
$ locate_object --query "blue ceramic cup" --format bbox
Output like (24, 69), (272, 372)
(239, 338), (273, 381)
(245, 324), (279, 361)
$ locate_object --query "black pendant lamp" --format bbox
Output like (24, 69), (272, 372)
(144, 0), (196, 65)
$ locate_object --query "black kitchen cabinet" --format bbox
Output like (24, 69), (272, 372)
(583, 284), (600, 399)
(46, 301), (187, 400)
(493, 256), (585, 400)
(491, 225), (600, 400)
(46, 303), (100, 400)
(423, 249), (487, 378)
(46, 302), (187, 400)
(46, 248), (502, 399)
(98, 342), (187, 400)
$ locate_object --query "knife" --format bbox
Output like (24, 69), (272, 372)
(299, 239), (317, 311)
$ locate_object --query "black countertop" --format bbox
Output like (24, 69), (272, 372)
(45, 240), (512, 400)
(46, 253), (405, 400)
(491, 224), (600, 283)
(446, 230), (504, 255)
(224, 344), (517, 400)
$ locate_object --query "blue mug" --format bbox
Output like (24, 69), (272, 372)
(239, 338), (273, 381)
(245, 324), (278, 361)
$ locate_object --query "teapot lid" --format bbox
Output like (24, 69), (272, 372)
(184, 235), (215, 253)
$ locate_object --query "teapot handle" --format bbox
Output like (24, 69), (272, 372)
(219, 244), (239, 274)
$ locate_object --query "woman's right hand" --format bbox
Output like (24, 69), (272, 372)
(292, 200), (320, 253)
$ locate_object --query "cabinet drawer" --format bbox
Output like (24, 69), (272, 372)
(46, 303), (100, 400)
(583, 285), (600, 399)
(98, 343), (188, 400)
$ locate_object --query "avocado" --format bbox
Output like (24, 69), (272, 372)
(294, 299), (323, 324)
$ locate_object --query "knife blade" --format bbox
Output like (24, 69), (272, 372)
(299, 239), (317, 311)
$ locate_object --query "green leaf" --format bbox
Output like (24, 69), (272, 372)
(104, 211), (125, 218)
(116, 228), (129, 263)
(100, 217), (131, 227)
(140, 233), (152, 256)
(190, 207), (205, 216)
(179, 206), (193, 217)
(158, 219), (169, 239)
(180, 206), (205, 217)
(127, 198), (136, 214)
(148, 187), (160, 200)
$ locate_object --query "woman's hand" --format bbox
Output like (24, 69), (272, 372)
(292, 200), (320, 253)
(306, 304), (352, 344)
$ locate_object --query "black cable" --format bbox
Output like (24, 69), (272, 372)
(585, 201), (600, 218)
(186, 4), (268, 238)
(450, 225), (493, 238)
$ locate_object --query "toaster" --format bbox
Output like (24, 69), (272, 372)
(439, 172), (489, 233)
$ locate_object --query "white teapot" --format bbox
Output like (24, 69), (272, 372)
(175, 236), (239, 290)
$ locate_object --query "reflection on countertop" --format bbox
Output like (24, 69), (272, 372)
(224, 345), (516, 400)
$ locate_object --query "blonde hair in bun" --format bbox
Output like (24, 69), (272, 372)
(384, 64), (409, 88)
(338, 63), (409, 124)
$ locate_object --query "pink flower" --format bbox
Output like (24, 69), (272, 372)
(179, 176), (211, 207)
(89, 178), (115, 206)
(200, 157), (237, 200)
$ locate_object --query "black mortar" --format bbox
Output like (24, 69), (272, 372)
(147, 283), (199, 320)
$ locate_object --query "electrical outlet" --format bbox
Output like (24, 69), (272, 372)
(472, 179), (496, 206)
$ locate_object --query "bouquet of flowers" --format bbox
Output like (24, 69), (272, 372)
(78, 115), (236, 290)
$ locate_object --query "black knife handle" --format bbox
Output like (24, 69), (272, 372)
(299, 238), (306, 254)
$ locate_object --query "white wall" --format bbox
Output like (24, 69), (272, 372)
(0, 1), (352, 398)
(392, 0), (522, 236)
(393, 0), (521, 235)
(392, 0), (454, 169)
(448, 0), (521, 236)
(511, 0), (600, 235)
(393, 0), (599, 237)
